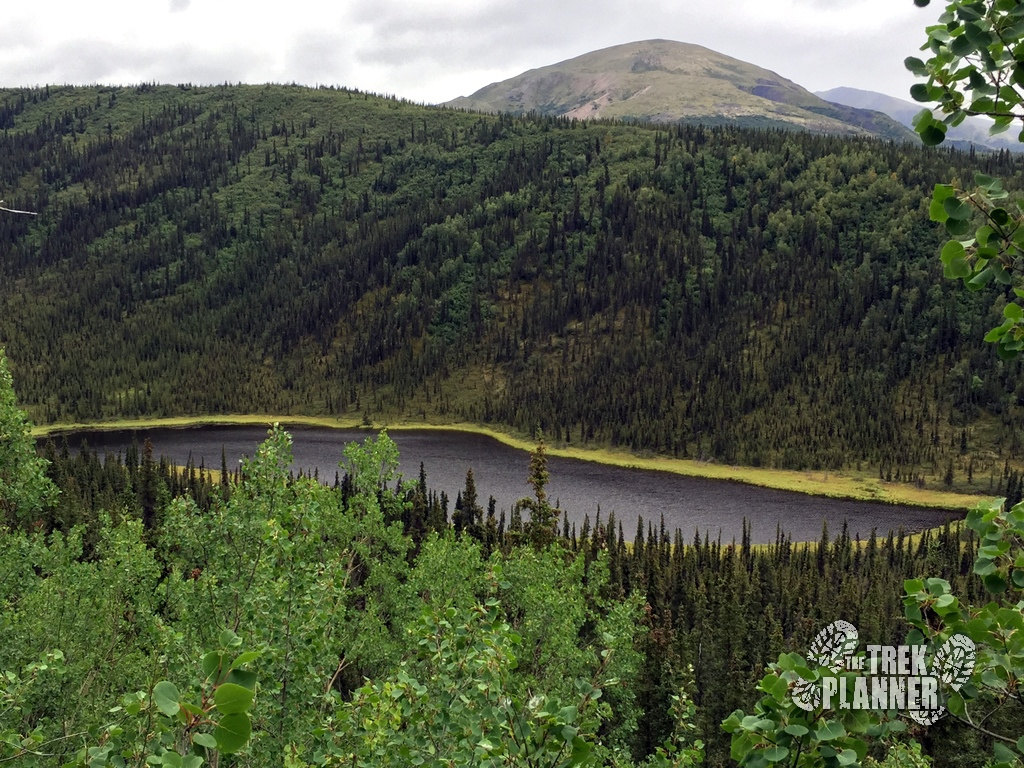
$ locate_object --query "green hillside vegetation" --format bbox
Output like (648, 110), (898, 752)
(444, 40), (914, 141)
(0, 352), (1012, 766)
(0, 82), (1022, 492)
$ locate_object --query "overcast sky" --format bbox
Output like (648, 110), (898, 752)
(1, 0), (931, 104)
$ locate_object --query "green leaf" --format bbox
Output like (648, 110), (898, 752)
(969, 68), (993, 92)
(910, 83), (933, 102)
(153, 682), (181, 718)
(904, 578), (925, 593)
(932, 183), (955, 204)
(192, 732), (218, 749)
(957, 3), (982, 20)
(226, 669), (257, 691)
(763, 746), (789, 762)
(1006, 303), (1024, 320)
(943, 197), (972, 220)
(722, 711), (743, 734)
(993, 742), (1017, 763)
(972, 94), (997, 112)
(983, 573), (1008, 593)
(985, 324), (1010, 343)
(741, 714), (774, 732)
(816, 721), (846, 741)
(975, 172), (998, 189)
(201, 652), (224, 679)
(905, 56), (929, 76)
(229, 651), (260, 670)
(991, 260), (1012, 285)
(760, 673), (789, 701)
(930, 185), (957, 222)
(945, 217), (973, 236)
(213, 713), (252, 754)
(951, 34), (976, 56)
(964, 21), (993, 47)
(219, 629), (242, 649)
(995, 341), (1020, 360)
(940, 240), (965, 264)
(945, 255), (972, 279)
(921, 124), (947, 145)
(214, 683), (254, 715)
(934, 593), (957, 610)
(915, 109), (936, 131)
(570, 736), (592, 765)
(160, 753), (182, 768)
(837, 749), (859, 766)
(967, 267), (994, 290)
(784, 724), (809, 737)
(731, 732), (757, 763)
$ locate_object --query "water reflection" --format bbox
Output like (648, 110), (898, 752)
(56, 424), (962, 544)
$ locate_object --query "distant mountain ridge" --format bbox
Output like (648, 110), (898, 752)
(445, 40), (914, 141)
(815, 86), (1023, 152)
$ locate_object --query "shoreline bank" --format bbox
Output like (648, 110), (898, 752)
(32, 414), (985, 511)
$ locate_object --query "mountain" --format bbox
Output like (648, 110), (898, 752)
(816, 86), (1023, 152)
(0, 84), (1020, 476)
(445, 40), (914, 141)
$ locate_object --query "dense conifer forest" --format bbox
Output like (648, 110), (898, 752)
(1, 56), (1023, 764)
(0, 382), (1008, 766)
(1, 83), (1022, 487)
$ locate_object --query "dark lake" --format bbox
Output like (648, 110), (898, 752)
(51, 424), (963, 544)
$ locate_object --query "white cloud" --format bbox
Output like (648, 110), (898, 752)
(0, 0), (936, 103)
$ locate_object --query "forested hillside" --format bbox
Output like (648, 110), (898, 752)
(0, 83), (1021, 483)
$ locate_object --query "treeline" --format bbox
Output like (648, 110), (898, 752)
(0, 84), (1022, 484)
(28, 433), (998, 766)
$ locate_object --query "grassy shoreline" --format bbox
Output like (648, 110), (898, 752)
(32, 414), (985, 511)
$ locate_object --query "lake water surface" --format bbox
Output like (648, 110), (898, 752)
(54, 424), (962, 544)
